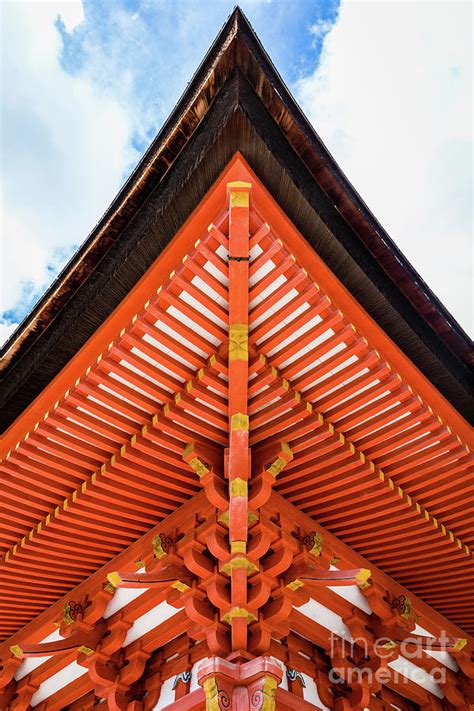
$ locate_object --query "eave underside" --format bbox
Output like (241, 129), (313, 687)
(1, 158), (472, 645)
(1, 493), (473, 711)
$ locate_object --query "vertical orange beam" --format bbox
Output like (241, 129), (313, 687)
(227, 180), (251, 652)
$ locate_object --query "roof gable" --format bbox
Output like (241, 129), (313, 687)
(1, 9), (472, 422)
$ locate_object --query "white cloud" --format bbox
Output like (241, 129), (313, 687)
(1, 0), (276, 346)
(297, 0), (473, 336)
(56, 0), (84, 32)
(310, 18), (336, 40)
(1, 0), (137, 331)
(0, 320), (19, 345)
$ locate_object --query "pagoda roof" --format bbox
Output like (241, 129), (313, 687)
(0, 153), (472, 642)
(1, 7), (472, 431)
(0, 6), (472, 655)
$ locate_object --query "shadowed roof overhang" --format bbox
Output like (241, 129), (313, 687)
(1, 7), (472, 430)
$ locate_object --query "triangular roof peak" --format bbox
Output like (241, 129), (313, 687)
(1, 154), (472, 641)
(1, 6), (472, 428)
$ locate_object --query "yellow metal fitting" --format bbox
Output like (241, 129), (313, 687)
(203, 677), (218, 707)
(229, 323), (249, 361)
(262, 674), (279, 709)
(78, 646), (94, 656)
(221, 557), (258, 576)
(231, 412), (249, 431)
(380, 640), (397, 650)
(231, 540), (247, 554)
(106, 571), (123, 589)
(356, 569), (372, 589)
(222, 607), (256, 624)
(266, 456), (287, 478)
(172, 580), (190, 593)
(231, 478), (248, 497)
(10, 645), (23, 659)
(307, 531), (323, 557)
(189, 456), (209, 478)
(152, 533), (170, 559)
(218, 510), (229, 526)
(228, 180), (251, 208)
(287, 579), (304, 591)
(401, 597), (412, 620)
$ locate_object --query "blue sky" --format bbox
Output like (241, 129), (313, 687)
(55, 0), (339, 156)
(1, 0), (472, 343)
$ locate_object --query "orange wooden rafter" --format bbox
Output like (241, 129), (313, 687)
(225, 180), (252, 653)
(2, 490), (471, 709)
(250, 353), (471, 554)
(1, 154), (472, 648)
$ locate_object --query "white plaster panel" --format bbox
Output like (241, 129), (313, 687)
(301, 672), (330, 710)
(189, 658), (211, 691)
(14, 629), (62, 681)
(30, 662), (87, 706)
(298, 599), (351, 641)
(389, 657), (444, 698)
(153, 676), (175, 709)
(103, 567), (147, 618)
(123, 601), (176, 647)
